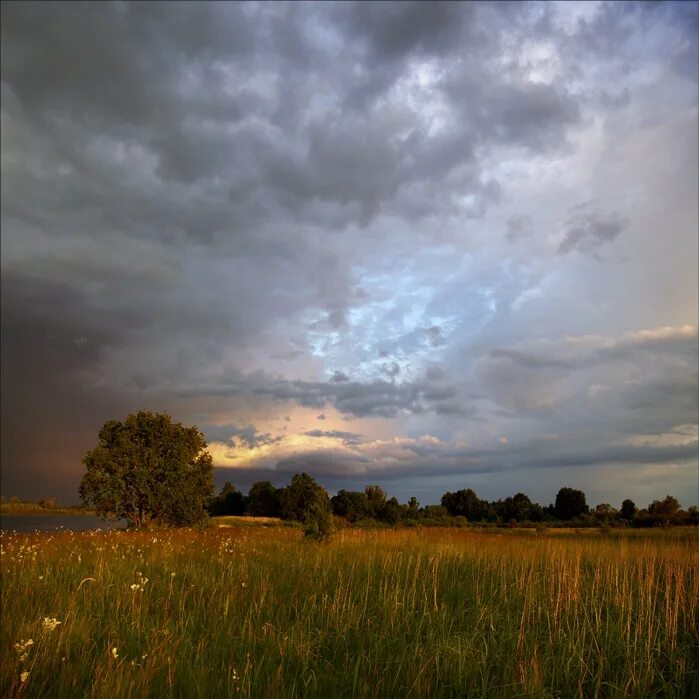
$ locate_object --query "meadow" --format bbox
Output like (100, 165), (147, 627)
(1, 526), (697, 698)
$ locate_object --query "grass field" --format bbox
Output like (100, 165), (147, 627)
(1, 527), (697, 698)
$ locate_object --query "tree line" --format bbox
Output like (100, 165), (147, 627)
(210, 477), (699, 531)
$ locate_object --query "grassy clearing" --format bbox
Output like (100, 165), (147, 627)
(0, 502), (95, 516)
(1, 527), (697, 698)
(209, 516), (298, 528)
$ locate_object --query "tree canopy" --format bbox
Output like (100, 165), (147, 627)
(620, 498), (637, 521)
(79, 411), (214, 527)
(209, 482), (245, 517)
(331, 489), (369, 522)
(247, 480), (282, 517)
(554, 487), (588, 520)
(441, 488), (487, 520)
(281, 472), (331, 538)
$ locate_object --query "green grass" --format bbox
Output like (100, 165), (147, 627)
(1, 527), (697, 697)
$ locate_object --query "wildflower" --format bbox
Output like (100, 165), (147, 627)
(20, 671), (29, 683)
(42, 617), (61, 633)
(111, 647), (119, 659)
(14, 639), (34, 663)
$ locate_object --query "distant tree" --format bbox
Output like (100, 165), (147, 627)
(633, 508), (650, 527)
(364, 485), (387, 519)
(503, 493), (534, 522)
(79, 411), (214, 527)
(208, 482), (245, 516)
(648, 495), (681, 526)
(381, 496), (403, 524)
(407, 496), (420, 518)
(281, 473), (331, 538)
(620, 499), (637, 521)
(593, 503), (617, 523)
(441, 489), (485, 521)
(528, 502), (544, 522)
(554, 487), (588, 520)
(687, 506), (699, 526)
(247, 480), (281, 517)
(331, 490), (369, 522)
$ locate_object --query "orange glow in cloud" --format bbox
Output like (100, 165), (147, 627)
(206, 404), (394, 470)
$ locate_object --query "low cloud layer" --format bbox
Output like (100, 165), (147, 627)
(2, 2), (697, 507)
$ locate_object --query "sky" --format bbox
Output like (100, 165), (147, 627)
(1, 1), (698, 508)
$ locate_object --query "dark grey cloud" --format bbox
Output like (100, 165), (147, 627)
(202, 424), (282, 449)
(506, 215), (534, 242)
(260, 377), (474, 420)
(275, 450), (372, 478)
(558, 206), (626, 255)
(0, 0), (586, 246)
(342, 2), (472, 61)
(434, 402), (479, 418)
(477, 328), (698, 420)
(425, 326), (446, 347)
(254, 436), (699, 487)
(1, 2), (696, 506)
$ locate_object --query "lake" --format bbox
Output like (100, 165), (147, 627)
(0, 514), (124, 532)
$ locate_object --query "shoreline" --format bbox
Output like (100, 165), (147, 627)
(0, 507), (97, 516)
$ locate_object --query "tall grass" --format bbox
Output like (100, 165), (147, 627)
(1, 527), (697, 697)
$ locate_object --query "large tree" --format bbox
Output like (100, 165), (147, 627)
(364, 485), (387, 519)
(79, 411), (214, 527)
(208, 482), (245, 517)
(554, 487), (588, 520)
(441, 488), (486, 521)
(280, 472), (331, 538)
(247, 480), (282, 517)
(331, 489), (369, 522)
(648, 495), (681, 525)
(503, 493), (535, 522)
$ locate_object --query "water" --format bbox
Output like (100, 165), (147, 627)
(0, 514), (124, 533)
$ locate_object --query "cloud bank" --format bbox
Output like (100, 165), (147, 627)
(2, 2), (697, 507)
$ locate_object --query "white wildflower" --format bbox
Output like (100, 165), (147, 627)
(42, 617), (61, 633)
(14, 639), (34, 662)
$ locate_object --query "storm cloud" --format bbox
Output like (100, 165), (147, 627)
(2, 2), (697, 507)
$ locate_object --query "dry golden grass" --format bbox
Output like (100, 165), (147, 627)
(1, 526), (697, 697)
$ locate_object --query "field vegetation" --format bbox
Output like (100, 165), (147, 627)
(1, 497), (94, 516)
(1, 526), (697, 698)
